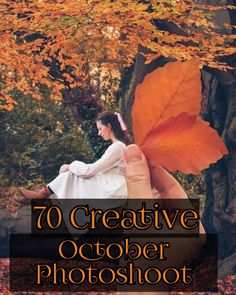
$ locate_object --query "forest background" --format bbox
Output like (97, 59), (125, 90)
(0, 0), (235, 294)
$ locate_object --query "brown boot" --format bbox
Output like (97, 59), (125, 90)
(14, 186), (52, 204)
(20, 186), (52, 199)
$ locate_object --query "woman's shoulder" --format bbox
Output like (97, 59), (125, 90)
(113, 140), (126, 148)
(109, 141), (126, 151)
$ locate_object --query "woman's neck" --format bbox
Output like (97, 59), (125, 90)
(111, 136), (119, 143)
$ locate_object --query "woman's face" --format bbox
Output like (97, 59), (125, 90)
(96, 120), (111, 141)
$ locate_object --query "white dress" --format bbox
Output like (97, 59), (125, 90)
(48, 141), (128, 199)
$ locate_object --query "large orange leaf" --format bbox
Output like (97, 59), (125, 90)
(132, 59), (228, 174)
(132, 58), (201, 146)
(141, 113), (228, 175)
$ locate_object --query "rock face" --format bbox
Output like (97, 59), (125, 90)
(0, 209), (31, 257)
(197, 0), (235, 260)
(200, 0), (236, 275)
(202, 68), (236, 263)
(120, 6), (235, 278)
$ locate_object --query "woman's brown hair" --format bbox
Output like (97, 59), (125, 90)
(96, 111), (129, 144)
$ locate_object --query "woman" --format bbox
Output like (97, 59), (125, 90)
(16, 111), (129, 202)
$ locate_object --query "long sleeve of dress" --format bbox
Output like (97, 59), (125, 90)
(69, 142), (125, 178)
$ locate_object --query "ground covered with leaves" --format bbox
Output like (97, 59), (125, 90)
(0, 258), (235, 295)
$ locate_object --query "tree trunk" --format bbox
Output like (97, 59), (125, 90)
(119, 0), (236, 275)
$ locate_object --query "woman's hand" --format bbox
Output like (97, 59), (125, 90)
(124, 144), (205, 234)
(59, 164), (70, 174)
(122, 144), (206, 295)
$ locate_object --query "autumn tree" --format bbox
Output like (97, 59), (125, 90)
(0, 0), (235, 112)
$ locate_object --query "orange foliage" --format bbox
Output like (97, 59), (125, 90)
(0, 93), (17, 111)
(0, 0), (235, 109)
(132, 60), (228, 175)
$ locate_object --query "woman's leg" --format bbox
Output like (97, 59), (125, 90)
(20, 186), (53, 199)
(14, 186), (53, 204)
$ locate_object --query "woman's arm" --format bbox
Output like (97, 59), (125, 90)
(69, 142), (125, 178)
